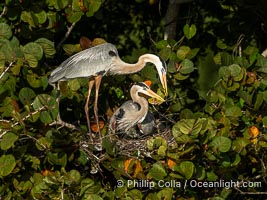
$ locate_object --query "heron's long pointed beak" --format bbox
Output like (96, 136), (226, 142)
(145, 89), (165, 102)
(161, 73), (168, 96)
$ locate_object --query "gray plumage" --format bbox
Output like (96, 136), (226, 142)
(109, 101), (155, 138)
(109, 82), (164, 137)
(49, 43), (118, 84)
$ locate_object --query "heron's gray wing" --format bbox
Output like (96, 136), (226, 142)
(109, 101), (139, 132)
(49, 43), (118, 83)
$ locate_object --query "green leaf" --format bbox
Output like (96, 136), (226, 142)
(21, 11), (35, 27)
(183, 24), (197, 39)
(0, 132), (18, 150)
(178, 161), (195, 179)
(86, 0), (102, 17)
(47, 152), (67, 166)
(173, 72), (190, 80)
(157, 145), (167, 157)
(254, 92), (264, 110)
(62, 44), (81, 55)
(19, 87), (36, 105)
(177, 46), (191, 60)
(216, 39), (227, 49)
(225, 106), (242, 117)
(35, 38), (56, 58)
(174, 119), (203, 135)
(156, 40), (169, 49)
(206, 171), (218, 181)
(24, 42), (43, 61)
(36, 137), (52, 151)
(0, 154), (16, 177)
(229, 64), (241, 77)
(157, 188), (174, 199)
(32, 94), (58, 124)
(210, 136), (232, 153)
(218, 66), (231, 80)
(0, 23), (12, 39)
(159, 47), (171, 60)
(65, 170), (81, 185)
(128, 189), (143, 199)
(32, 10), (47, 25)
(68, 79), (81, 91)
(148, 163), (167, 181)
(27, 73), (43, 88)
(179, 59), (194, 74)
(262, 116), (267, 127)
(65, 7), (84, 23)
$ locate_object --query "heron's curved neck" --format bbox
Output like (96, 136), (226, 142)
(111, 54), (159, 75)
(130, 90), (149, 123)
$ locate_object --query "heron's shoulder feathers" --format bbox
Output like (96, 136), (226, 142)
(49, 43), (119, 83)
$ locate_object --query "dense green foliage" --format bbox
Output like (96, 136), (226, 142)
(1, 0), (267, 199)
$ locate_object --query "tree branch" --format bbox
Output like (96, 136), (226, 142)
(0, 6), (7, 18)
(164, 0), (193, 40)
(56, 22), (76, 50)
(0, 61), (14, 80)
(0, 106), (46, 138)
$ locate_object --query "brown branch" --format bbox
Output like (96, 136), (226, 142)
(56, 22), (76, 50)
(0, 106), (46, 138)
(49, 119), (78, 130)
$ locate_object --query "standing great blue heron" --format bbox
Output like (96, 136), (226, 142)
(109, 82), (164, 135)
(48, 43), (167, 144)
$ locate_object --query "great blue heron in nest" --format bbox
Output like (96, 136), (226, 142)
(109, 82), (164, 137)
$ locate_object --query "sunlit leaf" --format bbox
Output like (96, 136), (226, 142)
(86, 0), (102, 17)
(225, 106), (242, 117)
(210, 136), (232, 153)
(62, 44), (81, 55)
(177, 46), (191, 60)
(156, 40), (169, 49)
(173, 119), (203, 135)
(24, 42), (43, 60)
(147, 163), (167, 181)
(178, 161), (195, 179)
(65, 7), (83, 23)
(0, 154), (16, 176)
(183, 24), (197, 39)
(35, 38), (56, 58)
(0, 132), (18, 150)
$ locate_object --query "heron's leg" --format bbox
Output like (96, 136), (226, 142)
(94, 75), (103, 143)
(85, 79), (95, 138)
